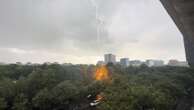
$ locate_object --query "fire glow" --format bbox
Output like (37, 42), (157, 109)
(94, 65), (109, 81)
(96, 94), (103, 101)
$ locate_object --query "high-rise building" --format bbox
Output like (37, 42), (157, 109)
(104, 54), (116, 64)
(145, 60), (164, 67)
(120, 58), (129, 67)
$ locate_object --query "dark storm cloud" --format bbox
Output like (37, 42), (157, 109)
(0, 0), (123, 51)
(0, 0), (95, 49)
(0, 0), (186, 63)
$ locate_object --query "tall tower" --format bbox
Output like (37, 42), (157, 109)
(104, 54), (116, 64)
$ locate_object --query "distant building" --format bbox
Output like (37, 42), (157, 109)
(146, 60), (164, 67)
(104, 54), (116, 64)
(96, 61), (105, 66)
(178, 61), (189, 67)
(130, 60), (143, 67)
(26, 62), (32, 65)
(168, 60), (189, 67)
(16, 62), (22, 65)
(168, 60), (179, 66)
(120, 58), (129, 67)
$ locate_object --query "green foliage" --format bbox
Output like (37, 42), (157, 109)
(0, 64), (193, 110)
(98, 66), (194, 110)
(0, 98), (6, 109)
(12, 94), (28, 110)
(32, 88), (53, 110)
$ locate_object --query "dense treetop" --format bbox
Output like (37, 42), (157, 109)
(0, 63), (193, 110)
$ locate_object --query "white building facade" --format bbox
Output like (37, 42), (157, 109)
(130, 60), (143, 67)
(120, 58), (129, 67)
(146, 60), (164, 67)
(104, 54), (116, 64)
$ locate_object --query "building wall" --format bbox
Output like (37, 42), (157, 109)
(104, 54), (116, 64)
(120, 58), (129, 67)
(160, 0), (194, 67)
(130, 60), (143, 67)
(146, 60), (164, 67)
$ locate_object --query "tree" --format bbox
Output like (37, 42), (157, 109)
(0, 98), (6, 110)
(32, 88), (52, 110)
(12, 94), (28, 110)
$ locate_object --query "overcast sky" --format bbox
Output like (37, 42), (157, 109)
(0, 0), (186, 64)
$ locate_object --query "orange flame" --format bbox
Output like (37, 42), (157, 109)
(96, 94), (103, 101)
(95, 65), (109, 81)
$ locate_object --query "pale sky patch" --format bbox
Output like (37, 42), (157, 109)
(0, 0), (186, 64)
